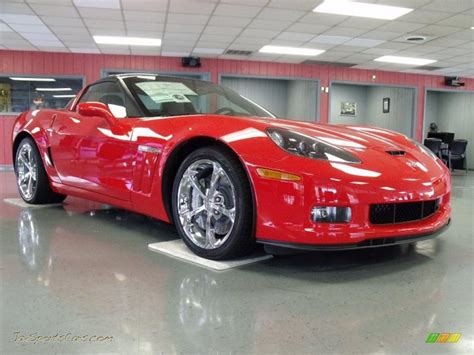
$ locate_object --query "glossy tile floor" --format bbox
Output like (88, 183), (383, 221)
(1, 171), (473, 354)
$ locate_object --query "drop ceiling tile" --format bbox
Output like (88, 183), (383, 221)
(161, 44), (193, 52)
(240, 28), (280, 39)
(213, 4), (262, 18)
(400, 9), (452, 24)
(377, 21), (426, 33)
(4, 43), (39, 50)
(0, 13), (43, 25)
(248, 19), (292, 31)
(169, 0), (216, 15)
(417, 25), (463, 36)
(221, 0), (266, 5)
(165, 24), (204, 33)
(233, 36), (272, 45)
(22, 33), (59, 41)
(62, 40), (96, 48)
(268, 39), (305, 47)
(310, 51), (351, 61)
(375, 41), (416, 50)
(9, 23), (52, 33)
(199, 34), (236, 43)
(126, 21), (163, 32)
(193, 47), (225, 55)
(340, 17), (386, 30)
(345, 38), (385, 48)
(50, 26), (90, 35)
(73, 0), (120, 9)
(276, 32), (314, 42)
(299, 13), (347, 26)
(100, 48), (131, 54)
(41, 16), (85, 27)
(336, 53), (377, 64)
(130, 48), (161, 55)
(83, 18), (124, 29)
(203, 26), (242, 36)
(300, 42), (336, 51)
(311, 35), (351, 45)
(362, 47), (399, 55)
(195, 41), (229, 48)
(257, 8), (305, 22)
(208, 16), (252, 27)
(405, 45), (446, 54)
(126, 30), (163, 38)
(435, 47), (472, 56)
(286, 23), (330, 35)
(323, 27), (367, 37)
(0, 23), (13, 32)
(167, 13), (210, 25)
(28, 40), (64, 47)
(70, 47), (100, 53)
(161, 51), (190, 57)
(330, 45), (365, 53)
(0, 2), (34, 15)
(351, 62), (385, 70)
(30, 4), (79, 17)
(78, 7), (122, 20)
(27, 0), (75, 4)
(226, 43), (262, 51)
(425, 38), (469, 48)
(268, 0), (319, 11)
(0, 32), (26, 42)
(422, 0), (473, 13)
(88, 28), (126, 36)
(361, 30), (401, 41)
(164, 32), (200, 41)
(123, 10), (166, 23)
(438, 14), (474, 28)
(121, 0), (168, 11)
(36, 46), (69, 52)
(446, 30), (474, 41)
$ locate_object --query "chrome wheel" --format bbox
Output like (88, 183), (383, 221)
(16, 142), (38, 201)
(177, 159), (236, 250)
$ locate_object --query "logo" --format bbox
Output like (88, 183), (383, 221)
(426, 333), (462, 343)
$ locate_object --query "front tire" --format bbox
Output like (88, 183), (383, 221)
(14, 137), (66, 204)
(171, 147), (255, 260)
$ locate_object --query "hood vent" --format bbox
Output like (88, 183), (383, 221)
(386, 150), (406, 156)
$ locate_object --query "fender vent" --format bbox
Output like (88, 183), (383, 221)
(386, 150), (406, 156)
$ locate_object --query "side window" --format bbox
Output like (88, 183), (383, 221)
(78, 82), (127, 118)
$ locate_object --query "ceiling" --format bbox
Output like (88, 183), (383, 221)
(0, 0), (473, 77)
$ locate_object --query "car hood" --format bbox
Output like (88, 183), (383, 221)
(242, 116), (410, 151)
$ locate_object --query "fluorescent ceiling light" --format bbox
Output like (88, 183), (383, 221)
(10, 77), (56, 82)
(313, 1), (413, 20)
(374, 55), (436, 66)
(93, 35), (161, 46)
(36, 88), (72, 92)
(53, 94), (76, 98)
(259, 45), (325, 56)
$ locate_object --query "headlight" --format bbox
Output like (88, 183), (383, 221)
(266, 128), (361, 164)
(409, 139), (438, 161)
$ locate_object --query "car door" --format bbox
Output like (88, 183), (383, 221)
(50, 81), (134, 201)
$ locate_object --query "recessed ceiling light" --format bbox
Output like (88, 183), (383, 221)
(374, 55), (437, 66)
(53, 94), (76, 98)
(471, 27), (474, 29)
(10, 77), (56, 82)
(36, 88), (72, 91)
(93, 36), (161, 46)
(313, 1), (413, 20)
(259, 45), (325, 56)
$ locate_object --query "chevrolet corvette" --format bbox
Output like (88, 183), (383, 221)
(12, 74), (451, 259)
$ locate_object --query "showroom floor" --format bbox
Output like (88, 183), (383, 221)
(0, 171), (472, 354)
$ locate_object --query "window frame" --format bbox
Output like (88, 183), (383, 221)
(0, 74), (85, 116)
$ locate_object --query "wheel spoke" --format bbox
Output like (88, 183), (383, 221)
(205, 212), (217, 248)
(216, 206), (235, 223)
(179, 205), (206, 219)
(19, 156), (29, 169)
(27, 175), (33, 196)
(208, 162), (222, 198)
(187, 173), (207, 199)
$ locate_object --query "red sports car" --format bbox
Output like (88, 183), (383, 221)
(12, 74), (451, 259)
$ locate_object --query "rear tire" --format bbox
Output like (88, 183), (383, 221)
(172, 146), (255, 260)
(14, 137), (67, 204)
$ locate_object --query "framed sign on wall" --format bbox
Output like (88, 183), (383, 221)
(383, 97), (390, 113)
(340, 101), (356, 116)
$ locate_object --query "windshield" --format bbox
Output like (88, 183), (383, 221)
(122, 76), (275, 118)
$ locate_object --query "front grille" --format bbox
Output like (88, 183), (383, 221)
(370, 199), (439, 225)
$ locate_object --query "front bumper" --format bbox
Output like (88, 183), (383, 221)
(258, 218), (450, 251)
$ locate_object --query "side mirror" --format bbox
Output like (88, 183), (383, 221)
(77, 102), (116, 126)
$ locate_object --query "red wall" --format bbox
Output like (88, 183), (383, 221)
(1, 49), (473, 165)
